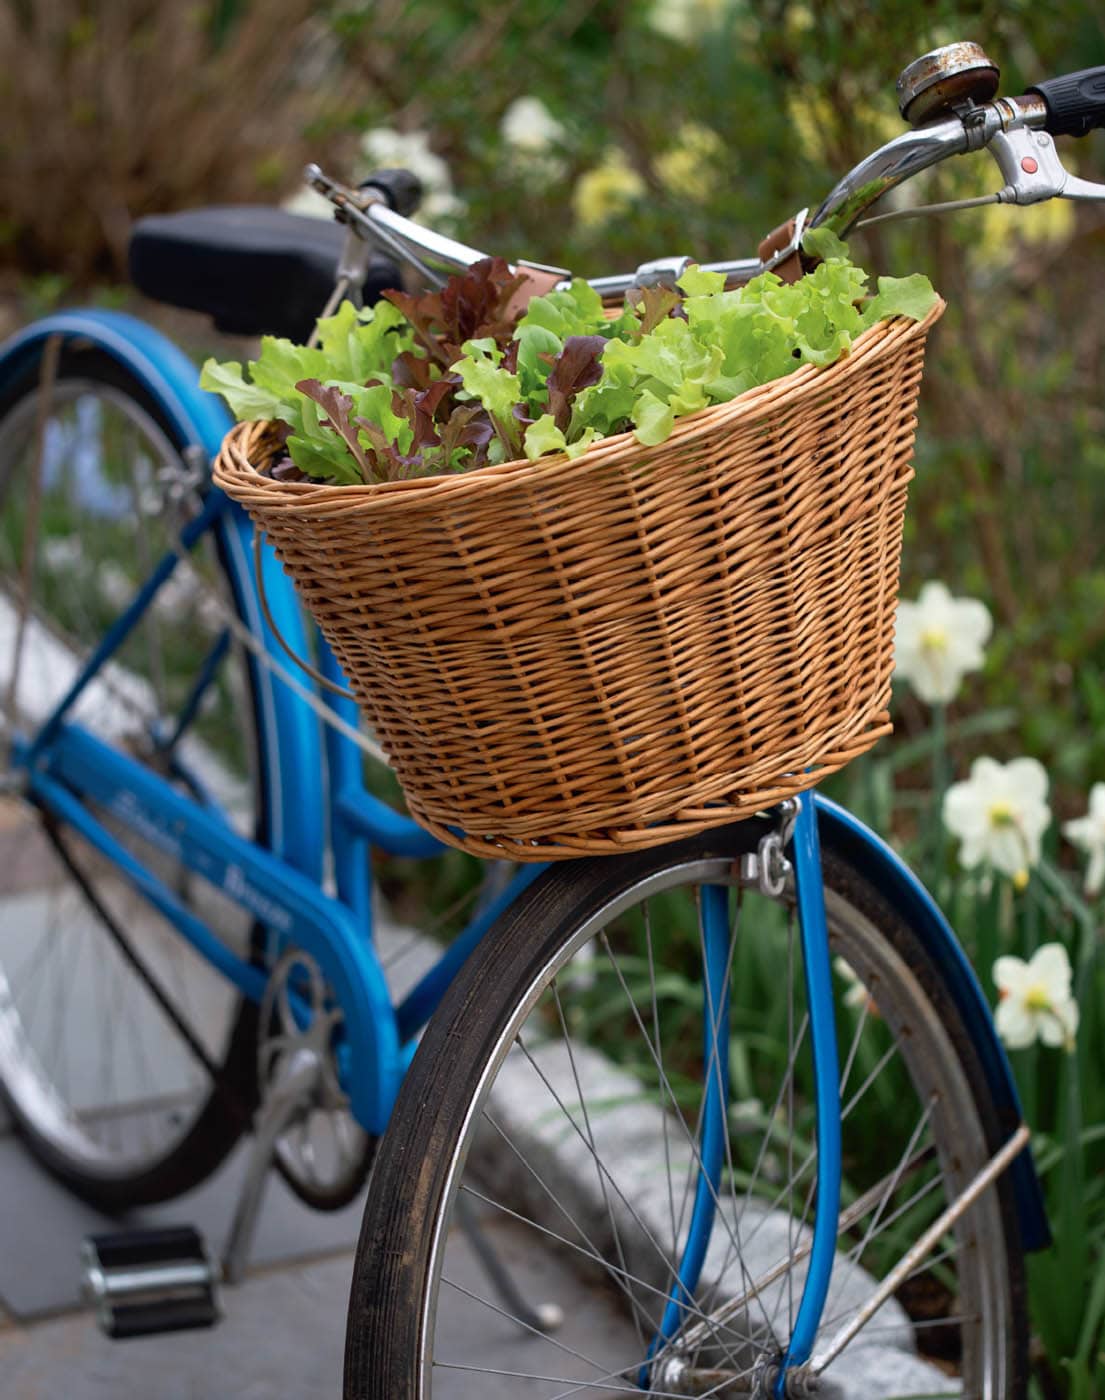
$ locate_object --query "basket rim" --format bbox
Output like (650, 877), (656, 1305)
(214, 298), (944, 514)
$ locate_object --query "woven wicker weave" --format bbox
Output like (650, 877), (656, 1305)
(213, 300), (943, 859)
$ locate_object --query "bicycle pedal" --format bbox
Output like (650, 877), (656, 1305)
(81, 1225), (221, 1339)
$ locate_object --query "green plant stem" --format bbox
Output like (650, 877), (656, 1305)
(1023, 874), (1040, 959)
(928, 701), (949, 892)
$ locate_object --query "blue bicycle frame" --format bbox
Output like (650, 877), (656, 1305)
(0, 309), (1049, 1386)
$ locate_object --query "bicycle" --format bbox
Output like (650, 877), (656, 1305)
(1, 38), (1101, 1399)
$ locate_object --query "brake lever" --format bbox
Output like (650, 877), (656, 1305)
(989, 126), (1105, 203)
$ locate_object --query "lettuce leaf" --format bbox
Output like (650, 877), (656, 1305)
(544, 336), (606, 431)
(203, 249), (938, 481)
(599, 315), (722, 441)
(677, 264), (726, 297)
(517, 278), (608, 341)
(452, 340), (525, 457)
(384, 256), (529, 367)
(200, 358), (290, 423)
(524, 415), (602, 461)
(313, 298), (414, 382)
(800, 226), (851, 264)
(862, 274), (940, 326)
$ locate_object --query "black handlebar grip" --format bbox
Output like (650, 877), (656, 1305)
(1027, 66), (1105, 137)
(358, 168), (424, 217)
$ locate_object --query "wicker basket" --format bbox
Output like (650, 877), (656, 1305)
(213, 300), (943, 859)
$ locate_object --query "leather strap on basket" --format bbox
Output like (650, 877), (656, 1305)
(503, 265), (564, 321)
(758, 217), (805, 285)
(252, 530), (357, 700)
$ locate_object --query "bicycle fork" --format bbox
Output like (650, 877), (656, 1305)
(646, 793), (842, 1397)
(645, 795), (1033, 1397)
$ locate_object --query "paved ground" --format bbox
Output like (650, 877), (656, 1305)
(0, 1112), (364, 1399)
(0, 1118), (638, 1399)
(0, 1248), (359, 1400)
(0, 805), (633, 1400)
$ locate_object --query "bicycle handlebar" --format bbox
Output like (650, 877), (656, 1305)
(308, 46), (1105, 297)
(1028, 65), (1105, 138)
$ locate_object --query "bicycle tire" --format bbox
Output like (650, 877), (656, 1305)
(345, 819), (1027, 1398)
(0, 345), (270, 1208)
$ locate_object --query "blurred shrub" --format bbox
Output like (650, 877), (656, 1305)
(0, 0), (353, 279)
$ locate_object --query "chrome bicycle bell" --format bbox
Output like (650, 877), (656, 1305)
(897, 42), (1001, 126)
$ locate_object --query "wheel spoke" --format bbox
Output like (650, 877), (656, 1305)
(549, 978), (651, 1357)
(471, 1124), (759, 1356)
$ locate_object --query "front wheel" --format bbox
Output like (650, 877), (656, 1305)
(345, 819), (1026, 1398)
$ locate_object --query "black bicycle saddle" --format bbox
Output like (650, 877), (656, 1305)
(128, 206), (401, 342)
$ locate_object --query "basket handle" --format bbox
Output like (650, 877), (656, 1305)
(251, 530), (357, 701)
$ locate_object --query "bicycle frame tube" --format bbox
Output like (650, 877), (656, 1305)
(26, 487), (227, 758)
(777, 792), (841, 1389)
(643, 795), (841, 1389)
(645, 882), (732, 1382)
(21, 722), (404, 1132)
(318, 633), (445, 937)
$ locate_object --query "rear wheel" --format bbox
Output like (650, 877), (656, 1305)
(0, 347), (269, 1208)
(345, 820), (1027, 1398)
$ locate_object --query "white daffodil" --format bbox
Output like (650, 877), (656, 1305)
(894, 581), (992, 705)
(942, 756), (1051, 888)
(501, 96), (564, 152)
(993, 943), (1079, 1052)
(647, 0), (727, 41)
(500, 96), (567, 185)
(1062, 783), (1105, 897)
(359, 128), (463, 223)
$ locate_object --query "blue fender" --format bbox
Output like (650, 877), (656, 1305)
(0, 309), (233, 452)
(815, 792), (1050, 1251)
(0, 309), (325, 880)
